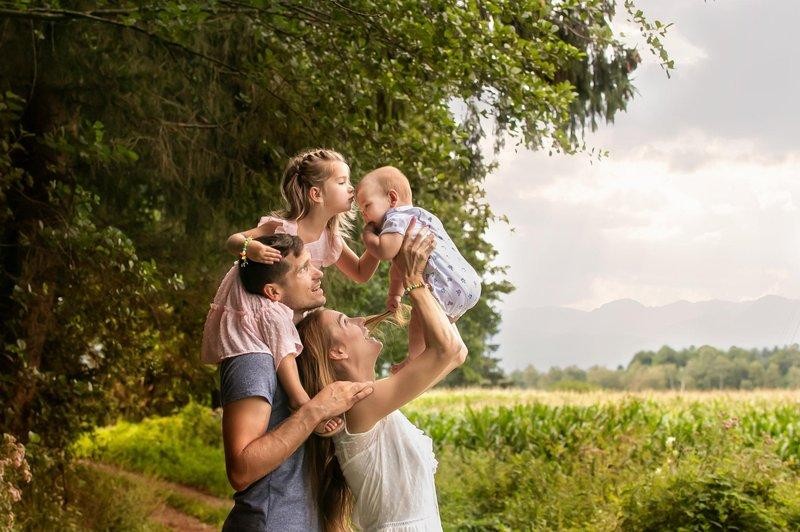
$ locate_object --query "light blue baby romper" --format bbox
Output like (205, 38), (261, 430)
(381, 205), (481, 319)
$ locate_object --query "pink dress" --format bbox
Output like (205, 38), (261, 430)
(200, 215), (344, 366)
(258, 215), (344, 268)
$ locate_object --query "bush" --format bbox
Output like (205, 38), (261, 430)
(74, 402), (229, 497)
(69, 464), (163, 532)
(620, 450), (800, 531)
(0, 433), (32, 530)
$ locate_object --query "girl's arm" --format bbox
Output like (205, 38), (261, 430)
(225, 219), (283, 264)
(346, 222), (467, 433)
(335, 242), (381, 283)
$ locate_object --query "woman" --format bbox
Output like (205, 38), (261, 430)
(296, 219), (468, 531)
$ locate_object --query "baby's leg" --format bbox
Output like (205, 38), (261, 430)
(277, 355), (342, 436)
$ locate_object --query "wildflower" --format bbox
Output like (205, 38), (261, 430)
(722, 416), (739, 430)
(665, 436), (676, 447)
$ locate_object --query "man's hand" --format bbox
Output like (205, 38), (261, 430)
(308, 380), (375, 421)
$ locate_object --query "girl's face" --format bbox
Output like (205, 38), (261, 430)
(320, 161), (354, 214)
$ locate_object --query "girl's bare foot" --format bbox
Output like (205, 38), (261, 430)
(314, 416), (344, 437)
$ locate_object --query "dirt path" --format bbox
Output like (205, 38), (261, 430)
(150, 504), (218, 532)
(82, 461), (231, 530)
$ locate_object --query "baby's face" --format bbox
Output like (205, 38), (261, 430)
(356, 182), (392, 226)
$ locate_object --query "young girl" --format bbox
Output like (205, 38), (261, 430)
(203, 148), (380, 436)
(356, 165), (481, 372)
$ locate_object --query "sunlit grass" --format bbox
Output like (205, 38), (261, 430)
(405, 387), (800, 413)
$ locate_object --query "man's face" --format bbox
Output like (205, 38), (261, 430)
(273, 249), (325, 311)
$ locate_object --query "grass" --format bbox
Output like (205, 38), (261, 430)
(73, 389), (800, 530)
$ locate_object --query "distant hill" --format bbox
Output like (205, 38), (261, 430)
(496, 295), (800, 370)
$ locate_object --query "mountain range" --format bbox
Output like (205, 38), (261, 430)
(496, 295), (800, 370)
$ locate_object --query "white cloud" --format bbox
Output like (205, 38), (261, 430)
(484, 0), (800, 368)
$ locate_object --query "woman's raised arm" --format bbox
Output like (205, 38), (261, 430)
(347, 219), (467, 432)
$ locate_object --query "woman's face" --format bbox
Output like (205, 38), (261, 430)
(321, 309), (382, 366)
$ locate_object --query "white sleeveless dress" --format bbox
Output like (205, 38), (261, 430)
(334, 411), (442, 531)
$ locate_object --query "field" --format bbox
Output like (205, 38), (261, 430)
(74, 389), (800, 530)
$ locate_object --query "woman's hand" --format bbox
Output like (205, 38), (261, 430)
(393, 218), (434, 285)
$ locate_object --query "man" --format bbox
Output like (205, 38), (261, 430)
(217, 234), (373, 531)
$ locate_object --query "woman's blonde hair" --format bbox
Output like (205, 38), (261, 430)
(295, 308), (401, 532)
(295, 309), (351, 532)
(277, 148), (354, 246)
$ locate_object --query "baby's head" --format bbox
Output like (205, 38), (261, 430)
(356, 166), (413, 226)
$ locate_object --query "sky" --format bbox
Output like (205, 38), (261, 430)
(485, 0), (800, 328)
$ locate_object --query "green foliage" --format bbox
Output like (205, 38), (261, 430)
(12, 459), (164, 531)
(162, 491), (229, 528)
(0, 0), (671, 515)
(0, 433), (31, 531)
(619, 451), (800, 530)
(74, 403), (229, 498)
(73, 392), (800, 530)
(67, 464), (164, 532)
(511, 344), (800, 391)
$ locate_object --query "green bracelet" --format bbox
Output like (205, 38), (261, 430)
(238, 236), (252, 267)
(403, 281), (426, 297)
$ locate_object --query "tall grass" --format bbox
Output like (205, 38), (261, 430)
(74, 390), (800, 530)
(74, 402), (229, 497)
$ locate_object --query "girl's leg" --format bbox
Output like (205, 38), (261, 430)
(277, 355), (342, 436)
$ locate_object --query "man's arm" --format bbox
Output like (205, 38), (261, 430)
(222, 380), (373, 491)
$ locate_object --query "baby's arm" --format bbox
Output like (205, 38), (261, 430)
(225, 219), (283, 264)
(276, 355), (311, 410)
(336, 242), (380, 283)
(364, 232), (404, 261)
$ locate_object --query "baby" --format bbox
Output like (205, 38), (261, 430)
(357, 166), (481, 372)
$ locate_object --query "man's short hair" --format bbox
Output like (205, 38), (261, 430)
(239, 234), (304, 295)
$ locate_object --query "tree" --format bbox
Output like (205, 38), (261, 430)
(1, 1), (671, 511)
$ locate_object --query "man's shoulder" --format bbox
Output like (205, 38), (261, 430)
(219, 353), (277, 406)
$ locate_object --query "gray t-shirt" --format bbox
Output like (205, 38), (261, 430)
(220, 352), (319, 531)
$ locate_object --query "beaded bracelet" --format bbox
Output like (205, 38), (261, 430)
(238, 236), (252, 267)
(403, 281), (426, 297)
